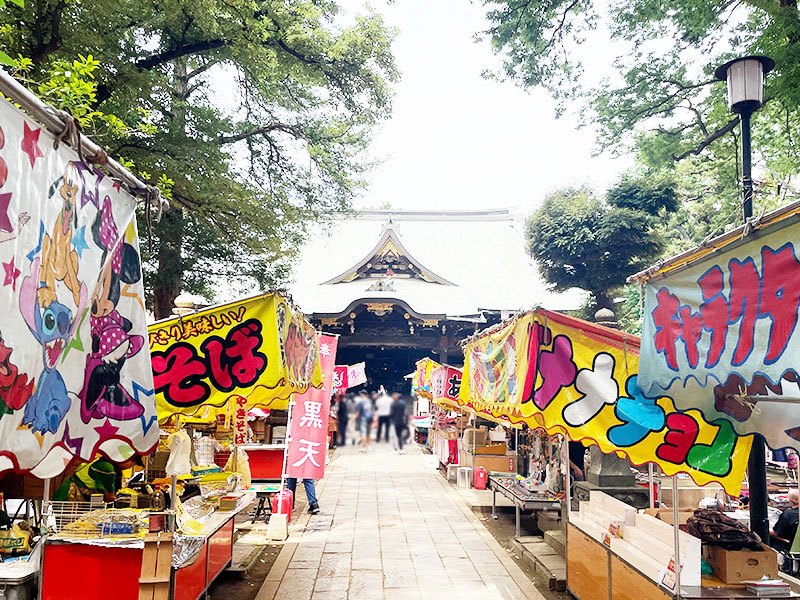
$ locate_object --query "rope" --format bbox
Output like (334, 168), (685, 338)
(727, 385), (762, 415)
(52, 108), (93, 170)
(742, 206), (766, 238)
(135, 184), (163, 253)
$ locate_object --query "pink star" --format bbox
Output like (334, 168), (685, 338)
(2, 256), (20, 290)
(94, 418), (119, 439)
(20, 122), (43, 169)
(0, 193), (10, 232)
(112, 181), (121, 192)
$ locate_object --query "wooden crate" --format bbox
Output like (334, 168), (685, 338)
(138, 532), (172, 600)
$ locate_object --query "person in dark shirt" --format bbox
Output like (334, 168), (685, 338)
(772, 489), (799, 554)
(390, 393), (408, 453)
(336, 392), (349, 447)
(568, 441), (586, 481)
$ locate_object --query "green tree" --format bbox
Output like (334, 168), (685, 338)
(526, 179), (673, 310)
(480, 0), (800, 229)
(2, 0), (398, 317)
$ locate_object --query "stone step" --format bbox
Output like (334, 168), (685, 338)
(544, 529), (565, 557)
(510, 535), (567, 592)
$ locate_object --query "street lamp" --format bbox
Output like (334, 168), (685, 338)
(714, 56), (774, 220)
(714, 54), (774, 544)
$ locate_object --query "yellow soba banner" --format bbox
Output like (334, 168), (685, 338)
(148, 293), (322, 421)
(460, 310), (751, 494)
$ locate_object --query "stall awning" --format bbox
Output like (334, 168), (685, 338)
(629, 200), (800, 452)
(148, 292), (322, 422)
(459, 309), (752, 494)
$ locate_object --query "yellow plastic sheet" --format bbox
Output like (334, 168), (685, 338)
(148, 293), (321, 421)
(460, 310), (751, 495)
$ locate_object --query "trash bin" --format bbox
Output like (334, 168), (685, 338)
(474, 466), (488, 490)
(272, 489), (293, 521)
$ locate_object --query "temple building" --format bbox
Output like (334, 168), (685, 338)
(289, 209), (584, 391)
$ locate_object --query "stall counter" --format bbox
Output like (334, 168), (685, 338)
(215, 444), (286, 480)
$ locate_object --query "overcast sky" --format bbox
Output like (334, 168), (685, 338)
(337, 0), (634, 214)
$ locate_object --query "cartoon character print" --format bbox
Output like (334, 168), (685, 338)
(38, 162), (82, 308)
(78, 196), (144, 423)
(18, 258), (85, 434)
(284, 320), (316, 384)
(469, 335), (517, 404)
(0, 331), (33, 417)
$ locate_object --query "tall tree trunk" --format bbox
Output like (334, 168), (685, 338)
(153, 208), (183, 319)
(152, 55), (189, 319)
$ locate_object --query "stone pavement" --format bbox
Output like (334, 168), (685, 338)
(256, 444), (545, 600)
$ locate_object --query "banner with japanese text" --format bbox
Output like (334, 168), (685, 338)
(430, 364), (462, 408)
(148, 293), (322, 421)
(0, 98), (157, 477)
(333, 362), (367, 394)
(460, 310), (752, 494)
(638, 220), (800, 451)
(286, 334), (338, 479)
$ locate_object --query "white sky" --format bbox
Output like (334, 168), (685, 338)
(338, 0), (634, 213)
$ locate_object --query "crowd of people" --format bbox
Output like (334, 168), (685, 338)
(329, 387), (411, 453)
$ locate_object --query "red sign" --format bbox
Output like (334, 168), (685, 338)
(333, 366), (348, 394)
(285, 334), (338, 479)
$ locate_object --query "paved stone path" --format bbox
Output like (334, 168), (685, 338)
(257, 444), (545, 600)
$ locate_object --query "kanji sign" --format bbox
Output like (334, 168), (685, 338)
(0, 97), (157, 477)
(148, 293), (322, 421)
(637, 217), (800, 451)
(285, 333), (338, 480)
(460, 310), (752, 495)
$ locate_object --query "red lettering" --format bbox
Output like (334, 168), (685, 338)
(698, 266), (728, 367)
(656, 413), (699, 464)
(152, 344), (209, 407)
(728, 258), (760, 366)
(679, 306), (703, 368)
(759, 244), (800, 363)
(652, 288), (681, 370)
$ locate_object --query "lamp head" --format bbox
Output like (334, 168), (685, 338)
(714, 56), (774, 114)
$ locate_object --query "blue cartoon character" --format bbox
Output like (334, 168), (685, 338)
(79, 196), (144, 424)
(18, 258), (86, 434)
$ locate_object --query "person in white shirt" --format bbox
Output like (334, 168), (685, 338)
(194, 432), (222, 466)
(375, 388), (392, 443)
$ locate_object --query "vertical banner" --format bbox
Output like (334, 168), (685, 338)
(0, 97), (156, 477)
(333, 366), (348, 394)
(233, 394), (247, 445)
(286, 334), (338, 480)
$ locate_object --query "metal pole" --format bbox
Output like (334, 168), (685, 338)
(748, 438), (770, 541)
(649, 463), (655, 509)
(741, 109), (754, 221)
(279, 393), (296, 496)
(672, 476), (681, 598)
(740, 106), (770, 543)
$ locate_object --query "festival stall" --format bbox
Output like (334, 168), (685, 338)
(148, 292), (322, 481)
(628, 200), (800, 598)
(457, 308), (786, 598)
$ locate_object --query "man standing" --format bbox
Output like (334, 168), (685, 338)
(375, 387), (392, 443)
(336, 392), (349, 447)
(390, 393), (408, 453)
(286, 477), (320, 514)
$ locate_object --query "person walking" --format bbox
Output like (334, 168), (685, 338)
(390, 393), (408, 453)
(286, 477), (320, 514)
(375, 387), (392, 443)
(336, 392), (349, 447)
(355, 391), (373, 451)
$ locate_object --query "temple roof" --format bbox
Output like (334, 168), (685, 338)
(289, 208), (586, 319)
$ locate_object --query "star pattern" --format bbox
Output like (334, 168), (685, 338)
(25, 222), (44, 262)
(0, 192), (11, 232)
(20, 122), (43, 169)
(2, 256), (20, 291)
(94, 418), (119, 439)
(62, 422), (84, 455)
(72, 225), (89, 258)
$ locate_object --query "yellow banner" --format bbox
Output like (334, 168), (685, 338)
(411, 358), (438, 400)
(460, 310), (751, 494)
(148, 293), (322, 421)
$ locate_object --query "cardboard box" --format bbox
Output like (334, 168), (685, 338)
(705, 543), (778, 584)
(462, 427), (488, 446)
(459, 440), (507, 455)
(643, 508), (694, 526)
(459, 450), (516, 473)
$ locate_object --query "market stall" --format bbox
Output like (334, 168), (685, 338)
(489, 475), (561, 537)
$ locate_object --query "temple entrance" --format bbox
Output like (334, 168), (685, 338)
(335, 346), (432, 394)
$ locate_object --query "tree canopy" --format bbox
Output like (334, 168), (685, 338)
(481, 0), (800, 241)
(2, 0), (398, 317)
(526, 178), (674, 310)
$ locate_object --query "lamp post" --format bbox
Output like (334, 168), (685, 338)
(714, 55), (774, 543)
